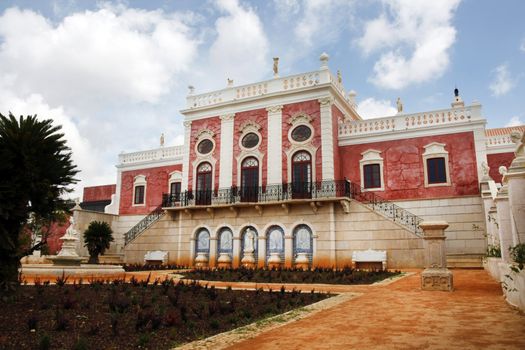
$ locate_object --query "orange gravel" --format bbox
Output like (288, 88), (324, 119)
(226, 270), (525, 350)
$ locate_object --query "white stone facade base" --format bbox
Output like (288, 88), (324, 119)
(420, 221), (454, 292)
(194, 252), (209, 268)
(268, 252), (281, 269)
(217, 253), (232, 268)
(421, 268), (453, 292)
(20, 264), (124, 277)
(294, 253), (309, 270)
(241, 252), (256, 268)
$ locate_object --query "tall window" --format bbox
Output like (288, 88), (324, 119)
(363, 164), (381, 189)
(292, 151), (312, 199)
(427, 157), (447, 184)
(196, 162), (212, 205)
(241, 157), (259, 202)
(170, 182), (181, 201)
(134, 185), (145, 205)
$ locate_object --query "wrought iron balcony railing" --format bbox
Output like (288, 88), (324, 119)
(124, 204), (165, 245)
(162, 180), (352, 207)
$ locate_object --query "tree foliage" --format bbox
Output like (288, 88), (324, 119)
(0, 113), (78, 289)
(83, 221), (114, 264)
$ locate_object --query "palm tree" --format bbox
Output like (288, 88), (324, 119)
(0, 113), (78, 291)
(83, 221), (114, 264)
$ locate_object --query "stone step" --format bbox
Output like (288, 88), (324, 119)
(447, 257), (484, 269)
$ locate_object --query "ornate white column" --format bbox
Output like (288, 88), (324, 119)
(209, 237), (218, 268)
(219, 114), (235, 188)
(420, 221), (453, 291)
(266, 105), (283, 185)
(181, 120), (192, 191)
(318, 96), (335, 181)
(506, 132), (525, 244)
(232, 236), (241, 268)
(494, 181), (512, 263)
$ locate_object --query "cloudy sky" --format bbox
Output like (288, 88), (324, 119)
(0, 0), (523, 198)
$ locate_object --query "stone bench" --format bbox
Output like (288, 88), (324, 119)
(352, 249), (387, 270)
(144, 250), (168, 265)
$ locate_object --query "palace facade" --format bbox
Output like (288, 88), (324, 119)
(80, 54), (524, 269)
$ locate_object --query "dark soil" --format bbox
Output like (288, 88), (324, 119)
(182, 267), (401, 285)
(0, 279), (327, 349)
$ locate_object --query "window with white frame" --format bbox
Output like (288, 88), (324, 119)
(133, 175), (147, 205)
(422, 142), (451, 187)
(360, 150), (384, 191)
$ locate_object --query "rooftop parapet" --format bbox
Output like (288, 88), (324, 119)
(118, 145), (184, 167)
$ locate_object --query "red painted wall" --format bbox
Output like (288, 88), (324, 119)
(119, 164), (182, 215)
(232, 108), (268, 186)
(339, 131), (479, 200)
(83, 184), (116, 202)
(188, 117), (221, 191)
(332, 105), (343, 180)
(487, 152), (514, 183)
(281, 100), (322, 183)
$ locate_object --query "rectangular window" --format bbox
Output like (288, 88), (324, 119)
(427, 157), (447, 184)
(170, 182), (181, 200)
(134, 185), (145, 204)
(363, 164), (381, 189)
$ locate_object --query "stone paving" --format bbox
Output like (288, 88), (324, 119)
(224, 270), (525, 350)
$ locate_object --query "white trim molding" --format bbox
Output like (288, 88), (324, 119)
(168, 170), (182, 193)
(192, 156), (217, 192)
(219, 114), (235, 188)
(422, 142), (451, 188)
(236, 152), (265, 188)
(285, 144), (319, 184)
(132, 175), (147, 207)
(318, 96), (335, 180)
(359, 149), (385, 192)
(181, 121), (192, 191)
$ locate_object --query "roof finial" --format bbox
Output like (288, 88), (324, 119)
(273, 57), (279, 78)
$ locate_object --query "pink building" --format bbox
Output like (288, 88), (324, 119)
(83, 54), (523, 269)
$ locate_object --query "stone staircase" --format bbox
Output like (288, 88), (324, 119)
(124, 205), (165, 246)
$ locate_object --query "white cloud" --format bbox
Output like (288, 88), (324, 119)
(489, 64), (516, 96)
(293, 0), (353, 47)
(505, 116), (523, 127)
(358, 0), (460, 89)
(0, 6), (199, 108)
(357, 98), (397, 119)
(207, 0), (269, 86)
(521, 37), (525, 52)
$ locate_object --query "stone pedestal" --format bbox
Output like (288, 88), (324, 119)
(217, 253), (232, 269)
(294, 253), (310, 270)
(241, 252), (256, 269)
(268, 252), (282, 269)
(194, 252), (209, 268)
(419, 221), (453, 292)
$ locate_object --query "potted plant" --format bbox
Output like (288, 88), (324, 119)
(83, 221), (114, 264)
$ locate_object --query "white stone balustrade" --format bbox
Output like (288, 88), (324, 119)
(185, 69), (346, 109)
(338, 104), (481, 138)
(118, 145), (184, 165)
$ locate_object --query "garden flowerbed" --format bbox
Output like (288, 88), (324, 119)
(182, 267), (401, 285)
(0, 277), (328, 350)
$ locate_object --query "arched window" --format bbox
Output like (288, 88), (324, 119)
(292, 151), (312, 199)
(218, 228), (233, 258)
(266, 226), (284, 266)
(241, 157), (259, 202)
(196, 228), (210, 254)
(196, 162), (212, 205)
(293, 225), (313, 266)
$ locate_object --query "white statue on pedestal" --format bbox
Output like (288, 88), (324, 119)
(244, 228), (255, 254)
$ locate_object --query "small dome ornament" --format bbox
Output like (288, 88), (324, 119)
(319, 52), (329, 70)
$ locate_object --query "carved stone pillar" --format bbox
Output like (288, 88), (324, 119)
(506, 171), (525, 245)
(284, 235), (293, 268)
(209, 237), (218, 268)
(420, 221), (453, 292)
(257, 236), (266, 268)
(232, 237), (241, 268)
(495, 184), (513, 263)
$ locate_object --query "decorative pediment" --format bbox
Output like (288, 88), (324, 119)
(195, 128), (215, 141)
(423, 142), (448, 156)
(239, 120), (261, 134)
(288, 112), (313, 126)
(360, 149), (383, 163)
